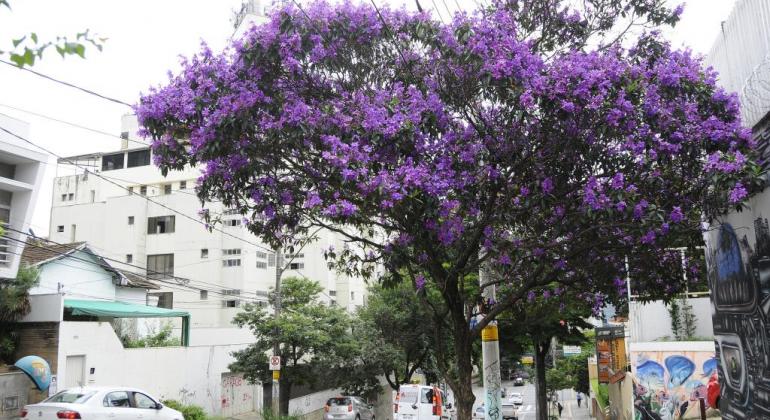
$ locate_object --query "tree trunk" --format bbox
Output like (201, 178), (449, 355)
(534, 339), (551, 420)
(452, 309), (476, 420)
(279, 380), (291, 415)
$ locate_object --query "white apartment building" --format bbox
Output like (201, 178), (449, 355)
(47, 115), (368, 332)
(0, 113), (48, 279)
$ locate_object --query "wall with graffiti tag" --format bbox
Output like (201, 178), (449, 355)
(630, 342), (718, 420)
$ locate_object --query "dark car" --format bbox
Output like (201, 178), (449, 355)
(513, 377), (525, 386)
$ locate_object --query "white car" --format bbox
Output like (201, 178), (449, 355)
(472, 405), (485, 420)
(20, 387), (183, 420)
(508, 393), (523, 406)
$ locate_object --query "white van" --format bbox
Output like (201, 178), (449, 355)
(394, 384), (453, 420)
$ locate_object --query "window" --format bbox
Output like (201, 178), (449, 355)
(179, 181), (187, 189)
(256, 261), (267, 269)
(351, 291), (355, 300)
(223, 248), (241, 255)
(163, 184), (172, 195)
(223, 209), (240, 216)
(200, 290), (208, 300)
(120, 131), (129, 140)
(0, 162), (15, 179)
(268, 253), (276, 267)
(126, 254), (133, 264)
(289, 262), (304, 270)
(90, 190), (95, 203)
(140, 186), (147, 196)
(70, 224), (76, 242)
(127, 149), (151, 168)
(132, 393), (157, 409)
(102, 153), (125, 171)
(103, 391), (130, 408)
(329, 290), (336, 296)
(147, 216), (175, 234)
(147, 254), (174, 279)
(223, 300), (239, 308)
(57, 225), (64, 233)
(128, 186), (134, 195)
(61, 194), (67, 201)
(255, 251), (267, 259)
(68, 193), (74, 201)
(149, 291), (173, 309)
(225, 219), (241, 227)
(221, 289), (241, 295)
(223, 259), (242, 267)
(128, 216), (134, 225)
(201, 249), (209, 258)
(285, 253), (304, 259)
(45, 391), (96, 404)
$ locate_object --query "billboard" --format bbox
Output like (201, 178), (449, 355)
(596, 325), (626, 383)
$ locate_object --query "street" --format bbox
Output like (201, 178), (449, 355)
(471, 381), (590, 420)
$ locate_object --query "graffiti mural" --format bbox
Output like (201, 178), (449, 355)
(704, 219), (770, 419)
(631, 350), (717, 420)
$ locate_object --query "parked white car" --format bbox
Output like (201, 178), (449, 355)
(508, 393), (523, 406)
(20, 387), (183, 420)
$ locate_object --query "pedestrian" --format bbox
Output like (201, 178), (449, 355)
(576, 392), (582, 408)
(557, 401), (563, 417)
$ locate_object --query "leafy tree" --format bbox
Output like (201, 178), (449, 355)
(350, 281), (435, 392)
(0, 0), (104, 67)
(137, 0), (761, 417)
(229, 277), (351, 415)
(0, 265), (39, 364)
(121, 322), (181, 348)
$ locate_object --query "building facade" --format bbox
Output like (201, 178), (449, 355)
(703, 1), (770, 418)
(0, 113), (48, 279)
(47, 115), (368, 330)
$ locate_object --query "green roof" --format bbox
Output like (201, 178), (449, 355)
(64, 299), (191, 346)
(64, 299), (190, 319)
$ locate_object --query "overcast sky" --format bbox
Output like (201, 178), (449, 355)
(0, 0), (739, 234)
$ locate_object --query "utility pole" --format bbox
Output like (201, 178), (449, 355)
(271, 246), (283, 415)
(480, 266), (502, 420)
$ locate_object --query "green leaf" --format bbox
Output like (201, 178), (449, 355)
(55, 45), (66, 58)
(12, 36), (25, 47)
(9, 53), (24, 66)
(74, 44), (85, 58)
(23, 49), (35, 66)
(30, 32), (37, 44)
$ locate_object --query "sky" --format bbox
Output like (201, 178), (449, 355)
(0, 0), (740, 235)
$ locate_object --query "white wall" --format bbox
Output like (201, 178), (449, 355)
(0, 113), (48, 279)
(29, 250), (119, 300)
(628, 297), (714, 342)
(58, 321), (253, 415)
(19, 294), (63, 322)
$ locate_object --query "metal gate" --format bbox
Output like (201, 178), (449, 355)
(220, 373), (260, 417)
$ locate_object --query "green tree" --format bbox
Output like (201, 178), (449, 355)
(0, 265), (40, 364)
(0, 0), (104, 67)
(350, 281), (435, 392)
(229, 277), (351, 415)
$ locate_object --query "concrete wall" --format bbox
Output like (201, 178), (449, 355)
(629, 341), (717, 420)
(29, 250), (120, 300)
(628, 297), (714, 342)
(57, 321), (252, 415)
(0, 372), (31, 420)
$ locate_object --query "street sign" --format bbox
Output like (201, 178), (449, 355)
(521, 356), (534, 365)
(269, 356), (281, 371)
(563, 345), (582, 356)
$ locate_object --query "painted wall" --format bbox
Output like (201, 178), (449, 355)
(628, 298), (714, 343)
(704, 213), (770, 419)
(57, 321), (253, 415)
(629, 342), (717, 420)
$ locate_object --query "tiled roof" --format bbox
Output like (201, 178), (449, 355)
(119, 270), (160, 290)
(20, 239), (158, 290)
(20, 240), (86, 267)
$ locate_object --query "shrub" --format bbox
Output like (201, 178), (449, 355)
(162, 400), (207, 420)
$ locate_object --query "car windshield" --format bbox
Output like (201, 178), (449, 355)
(44, 391), (96, 404)
(327, 398), (351, 406)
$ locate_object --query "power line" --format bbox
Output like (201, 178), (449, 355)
(0, 103), (148, 146)
(0, 124), (275, 254)
(0, 58), (133, 107)
(6, 232), (264, 302)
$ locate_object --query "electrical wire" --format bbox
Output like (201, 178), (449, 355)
(0, 123), (276, 254)
(0, 103), (149, 146)
(0, 58), (134, 107)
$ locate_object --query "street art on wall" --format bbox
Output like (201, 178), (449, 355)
(631, 350), (717, 420)
(704, 218), (770, 419)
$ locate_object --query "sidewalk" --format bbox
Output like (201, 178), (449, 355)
(552, 389), (590, 420)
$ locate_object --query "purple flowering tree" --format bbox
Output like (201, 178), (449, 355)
(137, 0), (761, 418)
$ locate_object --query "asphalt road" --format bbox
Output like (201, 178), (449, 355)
(471, 381), (590, 420)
